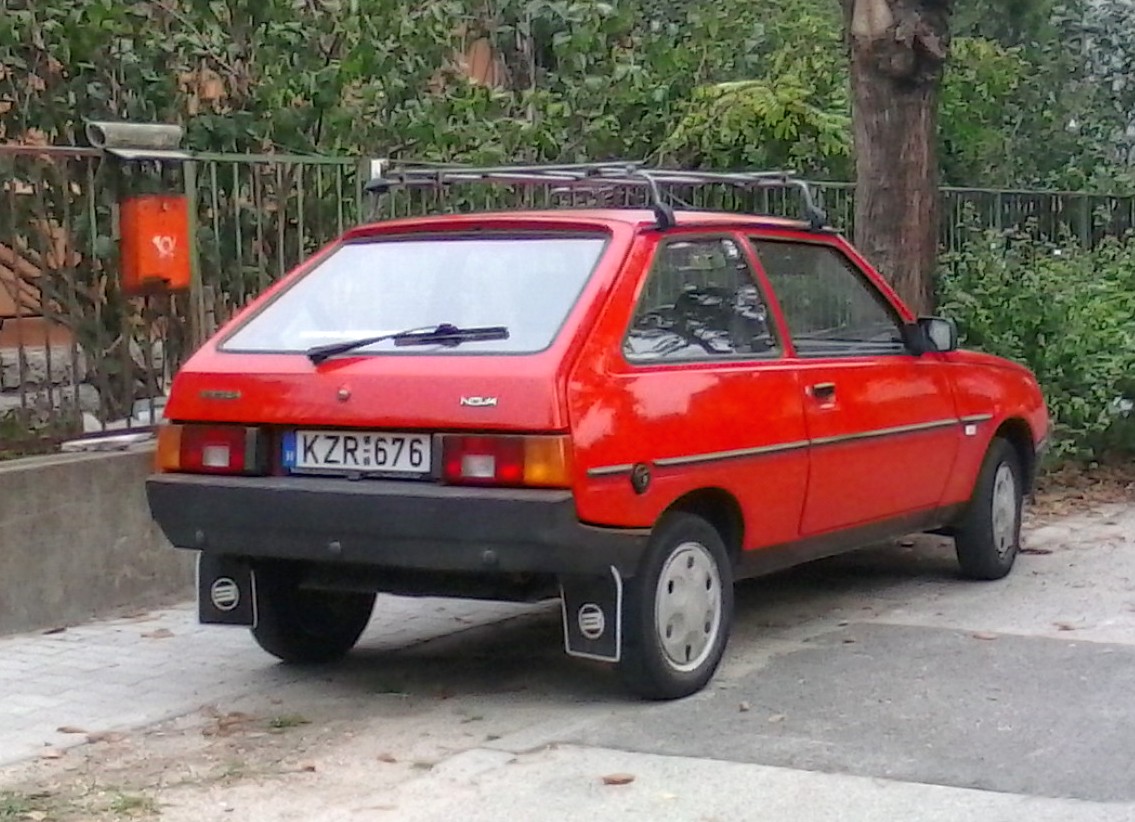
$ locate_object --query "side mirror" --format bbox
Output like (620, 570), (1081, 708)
(918, 316), (958, 353)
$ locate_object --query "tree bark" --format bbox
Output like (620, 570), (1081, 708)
(843, 0), (952, 314)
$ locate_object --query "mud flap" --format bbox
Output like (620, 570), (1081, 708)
(196, 554), (258, 627)
(560, 566), (623, 663)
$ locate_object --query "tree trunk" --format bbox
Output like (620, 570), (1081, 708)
(843, 0), (952, 314)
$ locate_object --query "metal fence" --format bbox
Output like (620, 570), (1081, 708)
(1, 144), (1134, 457)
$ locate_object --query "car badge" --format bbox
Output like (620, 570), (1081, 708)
(460, 396), (498, 408)
(199, 389), (240, 400)
(337, 387), (351, 402)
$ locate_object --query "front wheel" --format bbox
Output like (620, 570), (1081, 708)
(619, 513), (734, 700)
(954, 437), (1024, 581)
(251, 568), (376, 664)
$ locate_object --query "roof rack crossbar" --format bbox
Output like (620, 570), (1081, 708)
(364, 162), (829, 230)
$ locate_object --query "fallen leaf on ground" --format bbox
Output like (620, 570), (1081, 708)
(768, 714), (786, 723)
(602, 773), (635, 786)
(39, 748), (64, 759)
(1031, 462), (1135, 520)
(299, 763), (317, 772)
(842, 638), (856, 644)
(739, 701), (751, 712)
(142, 628), (174, 639)
(1054, 622), (1078, 631)
(1019, 547), (1054, 556)
(56, 725), (86, 734)
(86, 731), (126, 744)
(42, 626), (66, 635)
(202, 712), (255, 737)
(972, 632), (998, 641)
(376, 753), (397, 763)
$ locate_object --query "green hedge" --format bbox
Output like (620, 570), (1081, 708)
(938, 228), (1135, 459)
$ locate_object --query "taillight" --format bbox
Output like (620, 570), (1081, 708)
(155, 423), (265, 475)
(441, 435), (572, 488)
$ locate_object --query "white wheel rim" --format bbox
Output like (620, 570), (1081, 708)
(991, 463), (1018, 557)
(653, 541), (723, 672)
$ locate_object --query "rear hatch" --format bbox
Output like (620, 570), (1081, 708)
(160, 225), (624, 487)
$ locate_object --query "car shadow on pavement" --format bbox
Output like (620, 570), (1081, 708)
(278, 536), (964, 704)
(317, 604), (629, 704)
(731, 535), (962, 623)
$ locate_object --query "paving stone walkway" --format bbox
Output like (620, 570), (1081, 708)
(0, 597), (538, 766)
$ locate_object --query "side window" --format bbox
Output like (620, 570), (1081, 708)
(624, 237), (778, 362)
(752, 239), (907, 358)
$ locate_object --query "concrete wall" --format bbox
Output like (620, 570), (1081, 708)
(0, 448), (192, 636)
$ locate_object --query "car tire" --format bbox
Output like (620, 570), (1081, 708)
(954, 437), (1024, 581)
(619, 512), (734, 700)
(251, 569), (376, 664)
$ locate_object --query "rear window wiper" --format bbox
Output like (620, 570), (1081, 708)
(306, 324), (509, 364)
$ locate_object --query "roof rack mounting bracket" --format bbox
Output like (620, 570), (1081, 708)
(638, 172), (676, 230)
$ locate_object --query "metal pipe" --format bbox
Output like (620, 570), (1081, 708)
(85, 121), (184, 151)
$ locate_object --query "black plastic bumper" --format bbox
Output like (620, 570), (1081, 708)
(146, 473), (648, 577)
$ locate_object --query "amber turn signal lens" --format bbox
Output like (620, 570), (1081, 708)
(155, 424), (183, 472)
(523, 435), (573, 488)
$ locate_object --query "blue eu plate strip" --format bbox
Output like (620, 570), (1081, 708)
(281, 431), (297, 469)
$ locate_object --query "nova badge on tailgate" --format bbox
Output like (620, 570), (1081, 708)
(460, 396), (498, 408)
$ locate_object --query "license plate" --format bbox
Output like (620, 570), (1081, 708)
(283, 430), (431, 475)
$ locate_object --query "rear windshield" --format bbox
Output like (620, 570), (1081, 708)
(221, 234), (608, 355)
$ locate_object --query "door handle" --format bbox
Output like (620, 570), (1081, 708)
(808, 382), (836, 401)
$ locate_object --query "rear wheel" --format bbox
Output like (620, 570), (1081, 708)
(619, 513), (734, 700)
(954, 437), (1024, 581)
(251, 568), (375, 664)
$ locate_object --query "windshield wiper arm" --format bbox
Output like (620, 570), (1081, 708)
(306, 324), (509, 364)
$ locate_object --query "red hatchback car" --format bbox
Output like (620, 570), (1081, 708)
(147, 164), (1049, 699)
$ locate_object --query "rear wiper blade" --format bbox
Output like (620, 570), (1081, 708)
(306, 324), (509, 364)
(393, 324), (509, 348)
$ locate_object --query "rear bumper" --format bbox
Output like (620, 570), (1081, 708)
(146, 473), (648, 577)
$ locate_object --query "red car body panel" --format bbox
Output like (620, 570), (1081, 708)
(160, 209), (1050, 564)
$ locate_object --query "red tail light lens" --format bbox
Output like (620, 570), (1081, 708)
(441, 435), (571, 488)
(442, 436), (524, 486)
(156, 423), (265, 475)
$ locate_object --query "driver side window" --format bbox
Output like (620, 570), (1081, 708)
(751, 239), (907, 358)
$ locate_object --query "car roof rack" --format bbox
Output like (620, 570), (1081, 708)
(363, 161), (829, 231)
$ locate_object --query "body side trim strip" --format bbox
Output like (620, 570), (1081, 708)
(959, 413), (995, 424)
(809, 417), (958, 447)
(653, 440), (810, 468)
(587, 464), (637, 478)
(586, 416), (975, 478)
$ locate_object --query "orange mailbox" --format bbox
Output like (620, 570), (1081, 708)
(119, 194), (191, 295)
